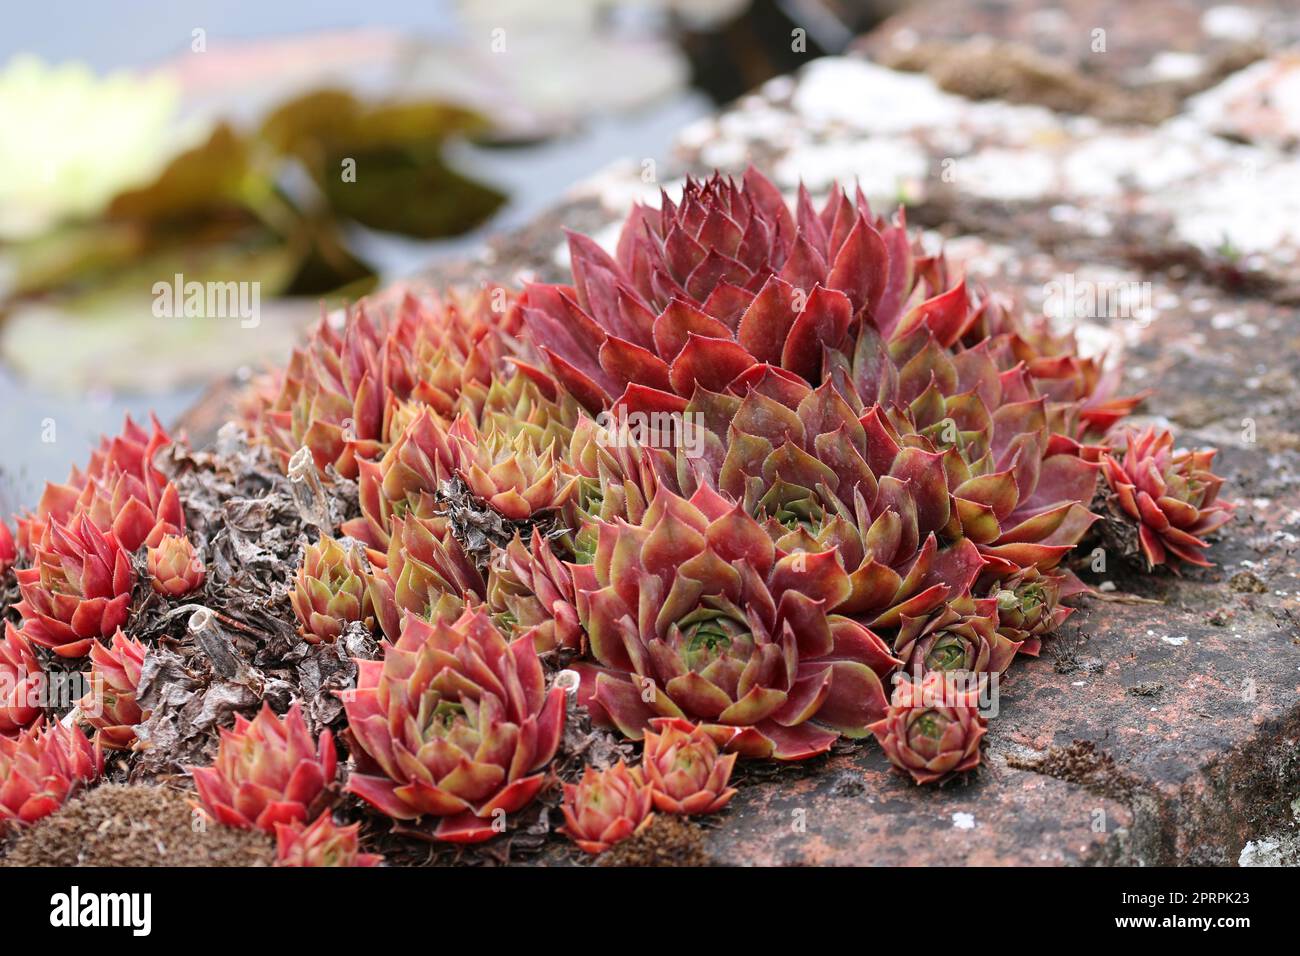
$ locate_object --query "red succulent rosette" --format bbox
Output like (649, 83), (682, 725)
(572, 485), (898, 760)
(520, 168), (936, 415)
(0, 520), (16, 574)
(0, 719), (102, 834)
(842, 337), (1102, 578)
(290, 535), (374, 644)
(77, 629), (148, 750)
(981, 565), (1080, 657)
(868, 671), (987, 785)
(15, 515), (134, 658)
(487, 529), (584, 652)
(343, 408), (460, 554)
(893, 595), (1020, 679)
(681, 374), (987, 629)
(1101, 426), (1234, 568)
(0, 624), (43, 737)
(342, 606), (565, 843)
(274, 814), (383, 867)
(189, 702), (337, 832)
(365, 505), (485, 641)
(19, 414), (183, 555)
(146, 533), (206, 597)
(640, 717), (737, 815)
(559, 761), (655, 854)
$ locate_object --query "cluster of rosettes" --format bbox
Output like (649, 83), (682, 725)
(251, 285), (580, 555)
(186, 702), (383, 867)
(0, 720), (102, 835)
(0, 166), (1237, 865)
(559, 716), (737, 854)
(0, 415), (212, 832)
(7, 415), (205, 661)
(244, 167), (1232, 820)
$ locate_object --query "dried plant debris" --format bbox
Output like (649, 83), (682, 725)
(1090, 487), (1147, 569)
(2, 784), (275, 867)
(1229, 571), (1268, 594)
(0, 569), (19, 624)
(124, 432), (376, 779)
(598, 815), (711, 867)
(1006, 740), (1136, 802)
(554, 697), (637, 784)
(439, 476), (547, 570)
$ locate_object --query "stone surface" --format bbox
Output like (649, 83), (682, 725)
(699, 747), (1136, 866)
(857, 0), (1293, 120)
(177, 2), (1300, 865)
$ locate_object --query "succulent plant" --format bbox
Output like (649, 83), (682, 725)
(73, 464), (185, 556)
(366, 504), (485, 640)
(571, 485), (898, 760)
(86, 413), (174, 477)
(640, 716), (737, 815)
(15, 515), (134, 658)
(564, 414), (669, 561)
(1101, 426), (1234, 569)
(837, 327), (1102, 578)
(664, 354), (1096, 663)
(5, 159), (1231, 860)
(190, 702), (337, 832)
(20, 414), (183, 555)
(77, 629), (147, 750)
(559, 761), (655, 854)
(0, 520), (15, 574)
(961, 297), (1146, 439)
(486, 529), (583, 652)
(893, 595), (1020, 679)
(261, 303), (388, 478)
(260, 287), (523, 478)
(459, 365), (577, 430)
(146, 533), (206, 597)
(290, 535), (375, 643)
(344, 383), (578, 549)
(520, 168), (928, 413)
(452, 422), (578, 520)
(0, 719), (102, 834)
(0, 624), (43, 737)
(681, 372), (987, 628)
(982, 566), (1077, 657)
(343, 408), (459, 553)
(384, 287), (525, 423)
(868, 671), (987, 785)
(274, 814), (383, 867)
(342, 606), (565, 842)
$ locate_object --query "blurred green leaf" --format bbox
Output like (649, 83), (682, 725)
(0, 83), (509, 373)
(106, 124), (253, 224)
(261, 90), (489, 154)
(261, 89), (505, 239)
(321, 147), (504, 239)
